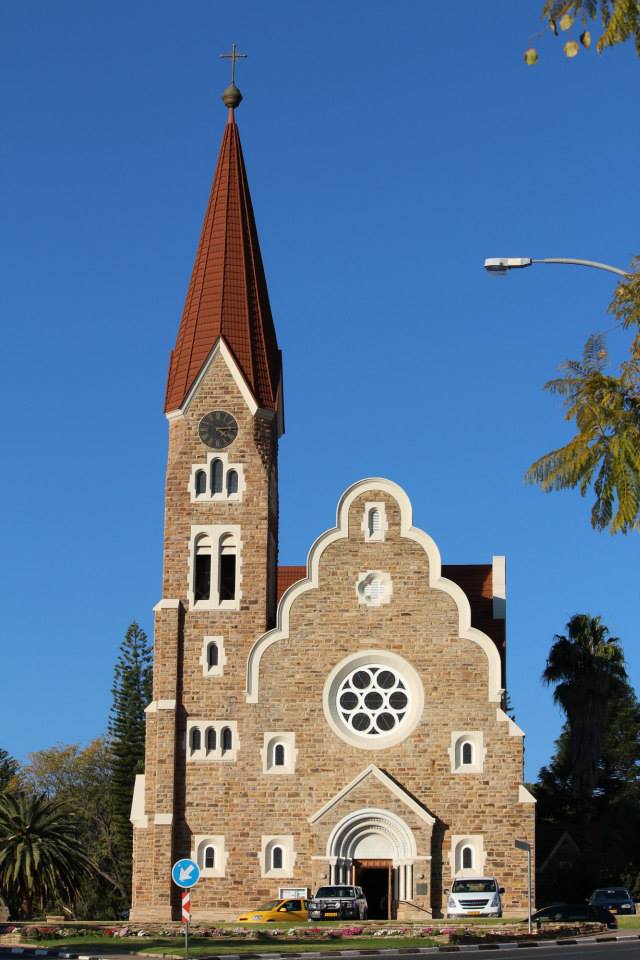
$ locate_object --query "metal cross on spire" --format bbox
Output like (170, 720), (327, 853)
(220, 43), (247, 85)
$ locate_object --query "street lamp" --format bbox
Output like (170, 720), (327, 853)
(484, 257), (628, 278)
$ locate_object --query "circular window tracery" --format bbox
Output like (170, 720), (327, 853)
(338, 665), (409, 737)
(324, 650), (424, 750)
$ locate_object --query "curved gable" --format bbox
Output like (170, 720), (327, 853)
(246, 478), (504, 704)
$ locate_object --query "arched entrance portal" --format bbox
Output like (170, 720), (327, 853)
(327, 808), (418, 920)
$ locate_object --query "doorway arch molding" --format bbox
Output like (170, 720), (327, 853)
(327, 807), (417, 861)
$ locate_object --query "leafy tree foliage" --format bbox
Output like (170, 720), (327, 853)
(0, 749), (18, 793)
(542, 614), (627, 820)
(19, 739), (127, 918)
(0, 791), (94, 919)
(526, 1), (640, 63)
(535, 615), (640, 902)
(526, 333), (640, 533)
(108, 622), (153, 899)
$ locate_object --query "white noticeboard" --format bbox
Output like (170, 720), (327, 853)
(279, 886), (309, 899)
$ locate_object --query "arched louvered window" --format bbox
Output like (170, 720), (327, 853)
(272, 845), (283, 870)
(194, 534), (212, 602)
(226, 469), (238, 495)
(461, 741), (473, 765)
(274, 743), (285, 766)
(211, 458), (223, 494)
(206, 728), (216, 754)
(219, 534), (237, 601)
(221, 726), (232, 753)
(189, 727), (201, 754)
(207, 641), (219, 668)
(204, 846), (215, 869)
(462, 846), (473, 870)
(195, 470), (207, 496)
(368, 508), (381, 537)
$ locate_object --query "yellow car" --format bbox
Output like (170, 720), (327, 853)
(238, 897), (310, 922)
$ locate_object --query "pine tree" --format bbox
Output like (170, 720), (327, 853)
(0, 748), (18, 793)
(108, 622), (152, 899)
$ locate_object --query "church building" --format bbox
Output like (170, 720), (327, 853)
(130, 72), (535, 922)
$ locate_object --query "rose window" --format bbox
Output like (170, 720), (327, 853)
(337, 665), (409, 737)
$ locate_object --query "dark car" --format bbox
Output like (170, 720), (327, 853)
(308, 885), (368, 921)
(589, 887), (636, 915)
(530, 904), (617, 929)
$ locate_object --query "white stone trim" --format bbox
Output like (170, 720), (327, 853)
(356, 570), (393, 607)
(188, 524), (242, 611)
(176, 338), (258, 417)
(323, 650), (424, 750)
(246, 478), (503, 705)
(448, 731), (486, 774)
(144, 700), (176, 714)
(449, 835), (486, 877)
(309, 763), (435, 826)
(496, 707), (525, 737)
(259, 835), (296, 878)
(519, 785), (537, 804)
(154, 812), (173, 825)
(260, 732), (297, 774)
(153, 598), (181, 611)
(199, 635), (227, 677)
(129, 774), (148, 828)
(492, 556), (506, 619)
(186, 720), (239, 761)
(326, 807), (418, 861)
(362, 501), (388, 542)
(189, 451), (245, 504)
(193, 834), (228, 877)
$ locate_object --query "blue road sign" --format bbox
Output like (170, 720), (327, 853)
(172, 858), (200, 888)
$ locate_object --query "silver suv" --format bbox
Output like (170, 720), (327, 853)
(308, 884), (368, 920)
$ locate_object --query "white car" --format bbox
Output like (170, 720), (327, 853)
(446, 877), (504, 918)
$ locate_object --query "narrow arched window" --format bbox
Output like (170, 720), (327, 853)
(219, 534), (237, 601)
(226, 469), (238, 495)
(461, 741), (473, 765)
(195, 470), (207, 496)
(194, 534), (212, 602)
(206, 728), (216, 754)
(368, 508), (381, 537)
(189, 727), (201, 754)
(207, 642), (219, 668)
(204, 846), (215, 869)
(221, 727), (232, 753)
(462, 846), (473, 870)
(274, 743), (285, 766)
(211, 459), (223, 494)
(272, 845), (283, 869)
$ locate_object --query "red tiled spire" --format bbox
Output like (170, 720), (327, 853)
(165, 103), (281, 413)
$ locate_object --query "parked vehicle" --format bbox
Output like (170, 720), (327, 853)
(238, 897), (309, 922)
(530, 904), (617, 929)
(446, 877), (503, 918)
(308, 885), (368, 920)
(589, 887), (636, 915)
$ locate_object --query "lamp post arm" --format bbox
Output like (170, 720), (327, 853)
(533, 258), (628, 278)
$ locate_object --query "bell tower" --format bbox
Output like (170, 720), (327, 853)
(130, 66), (283, 921)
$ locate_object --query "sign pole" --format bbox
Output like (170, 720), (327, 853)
(515, 840), (532, 934)
(171, 857), (199, 958)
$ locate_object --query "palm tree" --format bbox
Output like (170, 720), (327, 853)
(542, 614), (628, 824)
(0, 791), (95, 919)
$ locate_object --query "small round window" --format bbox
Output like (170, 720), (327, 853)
(324, 651), (424, 750)
(338, 665), (409, 737)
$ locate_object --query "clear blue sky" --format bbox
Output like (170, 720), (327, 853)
(1, 1), (638, 782)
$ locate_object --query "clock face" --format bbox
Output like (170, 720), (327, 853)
(198, 410), (238, 449)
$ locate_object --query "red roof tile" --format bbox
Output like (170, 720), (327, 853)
(165, 109), (281, 413)
(276, 565), (306, 603)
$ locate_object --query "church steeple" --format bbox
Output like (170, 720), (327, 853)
(164, 79), (282, 416)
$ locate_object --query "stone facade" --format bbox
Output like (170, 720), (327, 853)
(130, 351), (535, 919)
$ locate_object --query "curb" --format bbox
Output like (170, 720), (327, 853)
(3, 935), (640, 960)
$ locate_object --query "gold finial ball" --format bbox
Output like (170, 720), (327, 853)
(221, 83), (243, 109)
